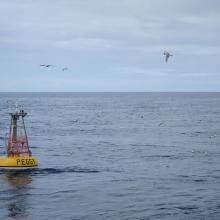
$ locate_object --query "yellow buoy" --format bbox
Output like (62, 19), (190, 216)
(0, 156), (38, 169)
(0, 108), (38, 169)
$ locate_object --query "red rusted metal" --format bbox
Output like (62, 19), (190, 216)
(7, 110), (32, 157)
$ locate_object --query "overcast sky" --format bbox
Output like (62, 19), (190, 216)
(0, 0), (220, 92)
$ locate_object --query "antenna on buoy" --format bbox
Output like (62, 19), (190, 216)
(15, 103), (18, 113)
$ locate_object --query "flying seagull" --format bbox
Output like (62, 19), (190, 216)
(62, 67), (68, 71)
(163, 51), (173, 62)
(40, 64), (53, 67)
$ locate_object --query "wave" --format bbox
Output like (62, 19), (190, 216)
(0, 166), (100, 175)
(35, 167), (100, 174)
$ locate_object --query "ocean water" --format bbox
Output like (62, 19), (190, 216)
(0, 92), (220, 220)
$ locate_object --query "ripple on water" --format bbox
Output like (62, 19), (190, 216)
(0, 167), (100, 176)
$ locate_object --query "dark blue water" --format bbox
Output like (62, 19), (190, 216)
(1, 93), (220, 220)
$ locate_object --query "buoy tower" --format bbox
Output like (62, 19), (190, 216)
(8, 110), (31, 157)
(0, 108), (38, 169)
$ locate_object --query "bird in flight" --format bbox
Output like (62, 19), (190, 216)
(62, 67), (68, 71)
(163, 51), (173, 62)
(40, 64), (53, 67)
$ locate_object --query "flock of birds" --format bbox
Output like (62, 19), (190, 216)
(39, 50), (173, 70)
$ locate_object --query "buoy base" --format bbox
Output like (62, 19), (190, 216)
(0, 156), (38, 169)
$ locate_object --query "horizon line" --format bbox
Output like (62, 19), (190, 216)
(1, 91), (220, 93)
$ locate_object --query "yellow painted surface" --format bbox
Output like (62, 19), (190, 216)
(0, 156), (38, 167)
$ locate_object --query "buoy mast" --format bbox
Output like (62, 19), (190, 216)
(7, 109), (32, 157)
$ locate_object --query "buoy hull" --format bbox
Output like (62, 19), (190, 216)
(0, 156), (38, 169)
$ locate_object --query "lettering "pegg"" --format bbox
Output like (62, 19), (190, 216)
(17, 158), (36, 166)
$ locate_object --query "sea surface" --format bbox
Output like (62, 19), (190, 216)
(0, 92), (220, 220)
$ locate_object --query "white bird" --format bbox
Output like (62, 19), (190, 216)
(163, 51), (173, 62)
